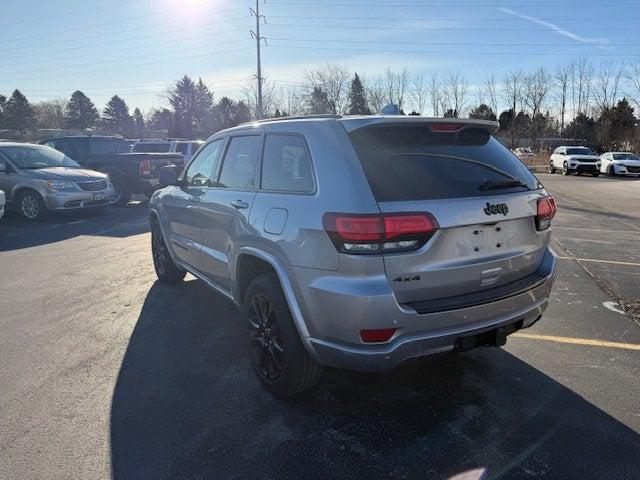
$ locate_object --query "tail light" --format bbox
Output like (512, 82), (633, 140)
(429, 123), (464, 132)
(360, 328), (397, 343)
(139, 159), (151, 177)
(535, 196), (557, 231)
(323, 212), (438, 254)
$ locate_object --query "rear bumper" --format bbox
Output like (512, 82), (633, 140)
(298, 248), (557, 371)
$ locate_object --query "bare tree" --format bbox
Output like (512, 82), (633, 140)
(410, 73), (428, 115)
(627, 61), (640, 112)
(242, 77), (278, 119)
(273, 84), (305, 116)
(570, 58), (593, 116)
(381, 67), (410, 111)
(593, 61), (626, 112)
(554, 63), (571, 137)
(443, 72), (468, 117)
(482, 74), (499, 116)
(503, 69), (525, 113)
(33, 99), (67, 129)
(366, 75), (386, 114)
(304, 62), (351, 114)
(429, 73), (442, 116)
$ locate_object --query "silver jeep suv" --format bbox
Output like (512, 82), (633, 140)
(149, 115), (557, 396)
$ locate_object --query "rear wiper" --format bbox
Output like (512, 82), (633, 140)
(479, 179), (528, 191)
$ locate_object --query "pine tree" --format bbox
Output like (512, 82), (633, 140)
(66, 91), (98, 129)
(3, 90), (35, 133)
(168, 76), (214, 138)
(102, 95), (132, 136)
(132, 108), (145, 137)
(0, 95), (7, 129)
(469, 104), (497, 121)
(347, 73), (370, 115)
(308, 86), (334, 114)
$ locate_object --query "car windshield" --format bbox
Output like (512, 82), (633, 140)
(566, 148), (593, 155)
(0, 145), (80, 169)
(613, 153), (639, 160)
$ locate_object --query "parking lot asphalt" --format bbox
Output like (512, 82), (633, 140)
(1, 177), (639, 480)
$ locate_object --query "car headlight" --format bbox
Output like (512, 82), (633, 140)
(46, 179), (76, 190)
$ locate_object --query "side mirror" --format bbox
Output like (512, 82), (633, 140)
(159, 164), (182, 187)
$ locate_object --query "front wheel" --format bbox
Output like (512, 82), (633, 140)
(592, 171), (600, 177)
(151, 220), (186, 283)
(244, 273), (323, 396)
(608, 165), (616, 177)
(548, 161), (556, 174)
(562, 162), (570, 175)
(17, 190), (47, 221)
(111, 176), (131, 207)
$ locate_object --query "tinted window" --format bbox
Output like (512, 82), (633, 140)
(90, 139), (117, 155)
(261, 135), (314, 193)
(61, 139), (85, 160)
(133, 142), (170, 153)
(348, 125), (538, 202)
(176, 143), (190, 155)
(190, 142), (202, 154)
(185, 139), (223, 186)
(217, 136), (260, 189)
(566, 147), (593, 155)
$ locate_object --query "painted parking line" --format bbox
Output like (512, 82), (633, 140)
(512, 332), (640, 351)
(556, 256), (640, 267)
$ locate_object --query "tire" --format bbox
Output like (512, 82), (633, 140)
(151, 219), (186, 283)
(244, 273), (323, 396)
(608, 165), (616, 177)
(16, 190), (47, 221)
(111, 175), (131, 207)
(562, 162), (570, 176)
(548, 161), (556, 174)
(592, 171), (600, 177)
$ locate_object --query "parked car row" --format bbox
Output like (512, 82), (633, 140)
(548, 145), (640, 177)
(130, 139), (204, 162)
(0, 135), (192, 221)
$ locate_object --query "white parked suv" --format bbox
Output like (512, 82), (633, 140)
(599, 152), (640, 176)
(549, 146), (601, 176)
(131, 139), (203, 162)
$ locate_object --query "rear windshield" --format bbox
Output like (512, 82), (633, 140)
(133, 143), (170, 153)
(348, 124), (539, 202)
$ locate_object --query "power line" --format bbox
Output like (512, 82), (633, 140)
(0, 0), (144, 27)
(0, 46), (255, 84)
(0, 15), (250, 53)
(266, 22), (640, 31)
(267, 1), (640, 6)
(269, 37), (640, 46)
(2, 2), (240, 44)
(268, 14), (640, 21)
(0, 39), (251, 79)
(269, 43), (639, 57)
(0, 24), (248, 63)
(0, 28), (249, 69)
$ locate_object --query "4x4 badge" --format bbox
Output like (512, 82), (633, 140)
(484, 202), (509, 216)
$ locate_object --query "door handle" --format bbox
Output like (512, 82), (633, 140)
(231, 199), (249, 209)
(189, 196), (201, 202)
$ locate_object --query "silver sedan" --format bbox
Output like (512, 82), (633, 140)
(0, 143), (117, 221)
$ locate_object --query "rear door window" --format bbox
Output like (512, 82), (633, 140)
(261, 134), (314, 193)
(217, 136), (261, 190)
(348, 124), (538, 202)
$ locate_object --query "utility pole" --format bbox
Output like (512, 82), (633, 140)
(250, 1), (266, 119)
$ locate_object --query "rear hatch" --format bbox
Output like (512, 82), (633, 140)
(345, 120), (550, 308)
(121, 153), (184, 178)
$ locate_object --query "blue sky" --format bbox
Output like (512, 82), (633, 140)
(1, 0), (638, 113)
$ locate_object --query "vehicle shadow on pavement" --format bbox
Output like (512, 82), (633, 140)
(0, 205), (148, 252)
(110, 280), (640, 480)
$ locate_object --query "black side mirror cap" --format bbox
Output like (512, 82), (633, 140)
(159, 164), (182, 187)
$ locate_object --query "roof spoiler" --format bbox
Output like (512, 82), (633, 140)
(341, 117), (500, 135)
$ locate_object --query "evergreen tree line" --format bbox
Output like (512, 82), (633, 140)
(1, 60), (640, 152)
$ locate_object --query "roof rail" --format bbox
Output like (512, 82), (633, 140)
(242, 114), (342, 126)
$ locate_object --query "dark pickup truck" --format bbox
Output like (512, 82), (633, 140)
(39, 136), (184, 205)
